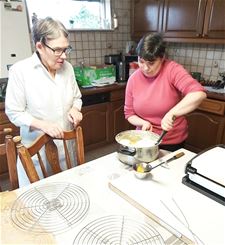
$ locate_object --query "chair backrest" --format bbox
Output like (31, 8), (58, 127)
(13, 126), (85, 184)
(0, 128), (19, 191)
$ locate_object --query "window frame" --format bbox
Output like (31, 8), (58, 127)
(25, 0), (113, 31)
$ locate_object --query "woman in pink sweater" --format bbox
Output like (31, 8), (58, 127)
(125, 34), (206, 151)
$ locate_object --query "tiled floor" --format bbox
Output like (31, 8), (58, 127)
(0, 143), (118, 191)
(84, 142), (118, 162)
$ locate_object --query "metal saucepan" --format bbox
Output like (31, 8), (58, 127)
(115, 130), (164, 164)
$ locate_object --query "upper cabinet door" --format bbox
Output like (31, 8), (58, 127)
(203, 0), (225, 38)
(162, 0), (207, 38)
(131, 0), (164, 40)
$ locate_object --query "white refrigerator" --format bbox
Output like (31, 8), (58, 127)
(0, 0), (32, 78)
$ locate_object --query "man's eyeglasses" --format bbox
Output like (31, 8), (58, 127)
(43, 43), (72, 56)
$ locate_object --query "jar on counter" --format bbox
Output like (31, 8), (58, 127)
(129, 62), (139, 77)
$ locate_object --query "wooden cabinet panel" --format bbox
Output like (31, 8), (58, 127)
(109, 100), (132, 142)
(198, 98), (225, 115)
(185, 111), (225, 153)
(162, 0), (207, 38)
(131, 0), (225, 43)
(222, 127), (225, 144)
(203, 0), (225, 38)
(110, 89), (125, 102)
(81, 87), (133, 151)
(81, 102), (110, 151)
(131, 0), (163, 40)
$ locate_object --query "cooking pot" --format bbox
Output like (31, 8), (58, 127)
(115, 130), (160, 165)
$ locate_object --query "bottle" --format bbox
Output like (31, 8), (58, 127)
(118, 61), (124, 82)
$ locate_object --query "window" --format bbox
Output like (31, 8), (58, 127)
(25, 0), (112, 30)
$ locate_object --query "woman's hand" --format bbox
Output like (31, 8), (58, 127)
(68, 107), (83, 126)
(127, 115), (152, 131)
(141, 120), (153, 131)
(31, 119), (64, 138)
(161, 114), (176, 131)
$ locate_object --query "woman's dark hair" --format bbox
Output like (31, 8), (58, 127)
(136, 33), (166, 61)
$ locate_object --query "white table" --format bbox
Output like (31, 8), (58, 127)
(109, 149), (225, 245)
(0, 149), (224, 245)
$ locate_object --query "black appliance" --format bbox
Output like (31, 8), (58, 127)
(104, 54), (124, 82)
(182, 144), (225, 205)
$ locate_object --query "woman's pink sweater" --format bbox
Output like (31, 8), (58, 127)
(124, 59), (205, 145)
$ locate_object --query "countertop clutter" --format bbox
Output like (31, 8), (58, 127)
(1, 149), (225, 245)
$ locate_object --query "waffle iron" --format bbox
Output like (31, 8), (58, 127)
(182, 145), (225, 205)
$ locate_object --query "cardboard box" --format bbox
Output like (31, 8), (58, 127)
(74, 65), (116, 87)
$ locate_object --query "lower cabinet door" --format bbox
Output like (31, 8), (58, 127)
(109, 100), (133, 142)
(81, 102), (110, 151)
(185, 111), (225, 153)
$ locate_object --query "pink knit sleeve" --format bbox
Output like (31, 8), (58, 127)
(124, 77), (135, 119)
(169, 62), (205, 95)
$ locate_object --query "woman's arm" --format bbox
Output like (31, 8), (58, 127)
(161, 91), (206, 131)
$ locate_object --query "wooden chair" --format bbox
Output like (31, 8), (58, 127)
(0, 128), (19, 191)
(13, 126), (85, 184)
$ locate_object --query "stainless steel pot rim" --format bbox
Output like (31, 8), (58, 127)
(115, 130), (160, 148)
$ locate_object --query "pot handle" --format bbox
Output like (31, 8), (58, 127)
(117, 146), (136, 156)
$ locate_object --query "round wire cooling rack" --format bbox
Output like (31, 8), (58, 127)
(73, 215), (165, 245)
(11, 182), (90, 234)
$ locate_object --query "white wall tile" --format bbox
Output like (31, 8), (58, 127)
(66, 0), (224, 82)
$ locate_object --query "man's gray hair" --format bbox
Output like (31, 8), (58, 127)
(32, 17), (69, 44)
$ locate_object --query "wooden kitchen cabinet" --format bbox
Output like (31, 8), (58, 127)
(221, 127), (225, 144)
(162, 0), (207, 38)
(163, 0), (225, 40)
(80, 85), (133, 151)
(131, 0), (225, 43)
(131, 0), (164, 40)
(80, 102), (110, 151)
(185, 98), (225, 153)
(203, 0), (225, 39)
(0, 103), (19, 175)
(109, 90), (133, 142)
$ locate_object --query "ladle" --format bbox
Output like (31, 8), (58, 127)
(155, 130), (167, 145)
(155, 115), (176, 145)
(144, 151), (185, 172)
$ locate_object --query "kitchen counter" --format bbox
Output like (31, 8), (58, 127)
(1, 149), (225, 244)
(80, 82), (225, 102)
(80, 82), (126, 96)
(205, 90), (225, 101)
(1, 76), (225, 102)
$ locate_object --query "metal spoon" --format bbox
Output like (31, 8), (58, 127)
(144, 152), (185, 172)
